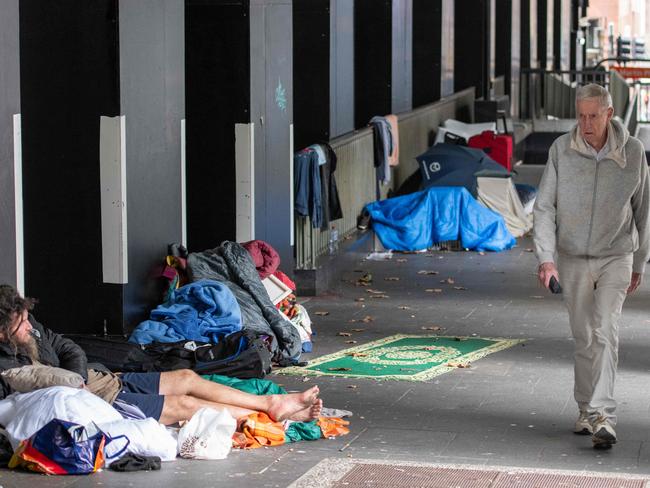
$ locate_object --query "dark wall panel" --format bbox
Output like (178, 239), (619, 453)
(20, 0), (122, 334)
(454, 0), (489, 99)
(0, 0), (20, 287)
(537, 0), (547, 69)
(412, 0), (441, 107)
(293, 0), (329, 150)
(354, 0), (392, 128)
(495, 0), (512, 79)
(521, 0), (531, 69)
(185, 0), (250, 252)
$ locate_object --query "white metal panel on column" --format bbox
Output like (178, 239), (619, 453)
(13, 114), (24, 295)
(181, 118), (187, 247)
(235, 122), (255, 243)
(289, 123), (294, 246)
(99, 115), (128, 284)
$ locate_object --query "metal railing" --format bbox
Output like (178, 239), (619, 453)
(294, 128), (376, 270)
(294, 88), (477, 270)
(637, 84), (650, 124)
(519, 68), (610, 120)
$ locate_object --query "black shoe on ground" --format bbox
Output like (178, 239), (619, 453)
(357, 209), (371, 230)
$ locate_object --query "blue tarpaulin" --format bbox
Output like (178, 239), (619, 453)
(366, 186), (516, 252)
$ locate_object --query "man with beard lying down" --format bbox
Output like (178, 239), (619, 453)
(0, 285), (322, 425)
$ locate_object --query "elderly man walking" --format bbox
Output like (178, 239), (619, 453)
(533, 83), (650, 449)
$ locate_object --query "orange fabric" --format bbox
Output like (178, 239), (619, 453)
(234, 412), (286, 449)
(317, 417), (350, 438)
(385, 114), (400, 166)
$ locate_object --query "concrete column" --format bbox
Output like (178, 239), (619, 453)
(119, 0), (185, 329)
(330, 0), (355, 137)
(251, 0), (294, 269)
(441, 0), (454, 97)
(392, 0), (413, 113)
(0, 0), (20, 289)
(511, 0), (522, 116)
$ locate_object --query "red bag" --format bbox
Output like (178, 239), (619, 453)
(468, 130), (513, 171)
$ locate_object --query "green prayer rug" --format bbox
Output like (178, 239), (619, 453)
(277, 334), (523, 381)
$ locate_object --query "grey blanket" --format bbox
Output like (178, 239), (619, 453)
(187, 241), (301, 362)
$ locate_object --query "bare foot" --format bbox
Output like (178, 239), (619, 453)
(289, 398), (323, 422)
(267, 385), (320, 421)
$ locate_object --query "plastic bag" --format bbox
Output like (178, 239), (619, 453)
(8, 419), (129, 475)
(177, 408), (235, 460)
(0, 386), (122, 451)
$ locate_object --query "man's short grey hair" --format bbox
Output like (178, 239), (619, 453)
(576, 83), (613, 109)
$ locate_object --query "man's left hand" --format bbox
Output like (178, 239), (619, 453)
(627, 272), (642, 294)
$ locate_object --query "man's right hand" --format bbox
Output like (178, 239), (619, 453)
(538, 262), (559, 290)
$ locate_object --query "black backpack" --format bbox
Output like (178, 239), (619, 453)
(67, 331), (273, 379)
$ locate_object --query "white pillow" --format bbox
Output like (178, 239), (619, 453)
(1, 365), (84, 392)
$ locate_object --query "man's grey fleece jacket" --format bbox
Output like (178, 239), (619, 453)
(533, 118), (650, 274)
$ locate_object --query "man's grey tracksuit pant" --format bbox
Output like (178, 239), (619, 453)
(557, 253), (633, 426)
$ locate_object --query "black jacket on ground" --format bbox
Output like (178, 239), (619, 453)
(0, 314), (88, 400)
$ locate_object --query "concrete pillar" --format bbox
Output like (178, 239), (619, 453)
(119, 0), (185, 329)
(251, 0), (294, 269)
(441, 0), (454, 97)
(392, 0), (413, 113)
(0, 0), (21, 290)
(330, 0), (354, 137)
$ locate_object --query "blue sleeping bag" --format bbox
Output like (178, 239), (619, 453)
(130, 279), (243, 344)
(366, 186), (516, 252)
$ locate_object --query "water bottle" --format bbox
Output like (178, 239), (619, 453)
(328, 225), (339, 255)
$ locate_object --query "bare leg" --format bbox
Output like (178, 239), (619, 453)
(158, 370), (320, 421)
(159, 394), (256, 425)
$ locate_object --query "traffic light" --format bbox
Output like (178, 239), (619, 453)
(633, 38), (645, 58)
(617, 36), (632, 58)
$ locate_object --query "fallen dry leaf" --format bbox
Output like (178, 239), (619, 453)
(530, 295), (544, 299)
(347, 385), (358, 389)
(345, 352), (368, 357)
(447, 362), (471, 368)
(396, 258), (408, 263)
(417, 270), (439, 275)
(356, 273), (373, 286)
(314, 311), (329, 316)
(369, 294), (389, 299)
(524, 248), (534, 253)
(328, 367), (352, 371)
(398, 305), (411, 310)
(384, 277), (400, 281)
(351, 328), (365, 332)
(478, 252), (486, 256)
(355, 297), (365, 302)
(337, 332), (353, 337)
(425, 288), (443, 293)
(441, 278), (455, 284)
(453, 286), (468, 291)
(345, 340), (358, 344)
(365, 288), (386, 294)
(361, 315), (374, 322)
(421, 326), (443, 331)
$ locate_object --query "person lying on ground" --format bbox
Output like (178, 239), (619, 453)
(0, 284), (322, 425)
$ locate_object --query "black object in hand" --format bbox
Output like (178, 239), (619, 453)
(549, 276), (562, 294)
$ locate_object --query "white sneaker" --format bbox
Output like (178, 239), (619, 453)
(574, 411), (592, 435)
(592, 417), (616, 449)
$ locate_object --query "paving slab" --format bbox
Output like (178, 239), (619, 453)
(3, 235), (650, 487)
